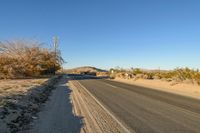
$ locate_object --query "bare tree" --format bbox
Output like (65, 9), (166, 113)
(0, 39), (63, 79)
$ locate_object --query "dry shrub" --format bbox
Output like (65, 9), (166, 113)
(109, 67), (200, 85)
(0, 40), (63, 79)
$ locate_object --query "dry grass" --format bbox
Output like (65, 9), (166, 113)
(0, 75), (62, 133)
(0, 79), (47, 99)
(0, 40), (63, 79)
(110, 67), (200, 85)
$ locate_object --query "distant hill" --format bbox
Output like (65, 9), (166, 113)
(64, 66), (108, 74)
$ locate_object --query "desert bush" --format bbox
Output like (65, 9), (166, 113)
(131, 68), (143, 75)
(144, 72), (154, 79)
(0, 40), (63, 79)
(109, 67), (200, 85)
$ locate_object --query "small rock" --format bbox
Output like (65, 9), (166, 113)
(32, 116), (37, 120)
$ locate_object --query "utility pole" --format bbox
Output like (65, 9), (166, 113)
(53, 36), (58, 75)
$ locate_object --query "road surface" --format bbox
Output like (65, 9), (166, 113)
(77, 77), (200, 133)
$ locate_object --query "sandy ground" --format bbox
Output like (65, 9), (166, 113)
(0, 79), (47, 100)
(0, 76), (61, 133)
(112, 78), (200, 100)
(26, 75), (126, 133)
(69, 80), (127, 133)
(27, 76), (82, 133)
(1, 75), (126, 133)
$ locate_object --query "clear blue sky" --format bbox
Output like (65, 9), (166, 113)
(0, 0), (200, 70)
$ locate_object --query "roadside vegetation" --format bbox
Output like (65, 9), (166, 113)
(0, 39), (64, 132)
(0, 76), (62, 132)
(109, 67), (200, 85)
(0, 39), (64, 79)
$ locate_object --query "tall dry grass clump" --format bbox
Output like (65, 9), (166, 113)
(0, 40), (63, 79)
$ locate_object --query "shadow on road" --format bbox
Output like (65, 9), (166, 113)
(67, 74), (109, 81)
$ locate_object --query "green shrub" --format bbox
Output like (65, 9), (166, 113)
(131, 68), (143, 75)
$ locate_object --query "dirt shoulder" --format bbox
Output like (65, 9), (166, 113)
(69, 80), (128, 133)
(27, 75), (82, 133)
(112, 78), (200, 100)
(0, 75), (62, 133)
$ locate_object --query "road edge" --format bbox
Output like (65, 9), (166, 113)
(76, 80), (132, 133)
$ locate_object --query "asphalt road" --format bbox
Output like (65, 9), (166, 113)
(77, 78), (200, 133)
